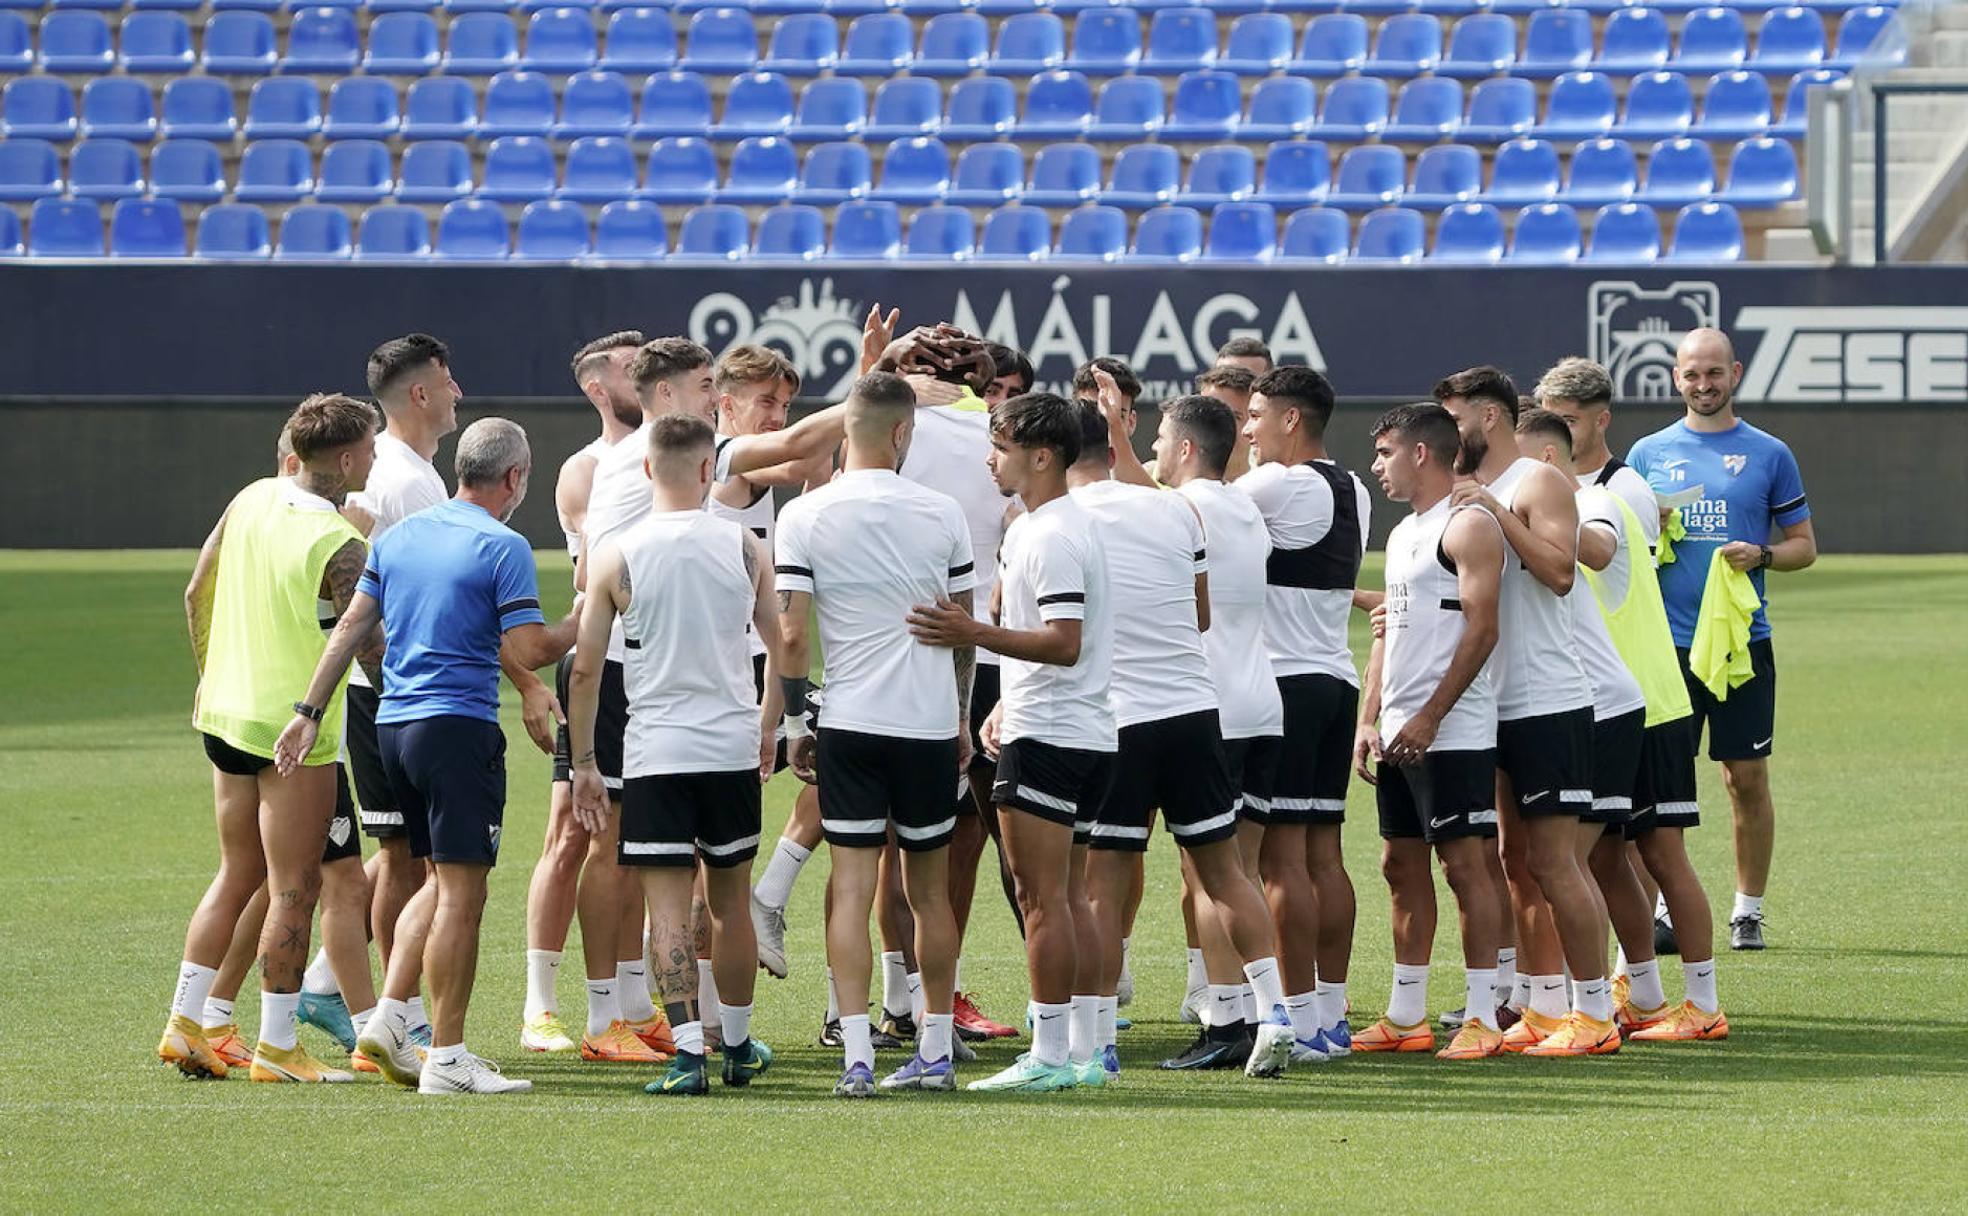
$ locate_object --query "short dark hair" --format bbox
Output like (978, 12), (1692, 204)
(1371, 403), (1459, 469)
(991, 392), (1082, 468)
(849, 369), (917, 412)
(1162, 394), (1237, 476)
(986, 342), (1035, 393)
(628, 337), (713, 394)
(1514, 406), (1573, 456)
(1217, 336), (1272, 365)
(1196, 364), (1255, 395)
(366, 333), (449, 401)
(647, 411), (715, 460)
(287, 393), (378, 462)
(570, 330), (643, 386)
(1433, 365), (1522, 422)
(1073, 400), (1111, 465)
(1071, 356), (1141, 404)
(1252, 365), (1336, 433)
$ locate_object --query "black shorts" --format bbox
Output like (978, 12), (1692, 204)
(552, 654), (627, 792)
(202, 731), (269, 777)
(817, 729), (960, 851)
(969, 663), (1002, 763)
(1677, 639), (1777, 761)
(1224, 734), (1282, 824)
(1376, 749), (1499, 845)
(1628, 715), (1701, 839)
(619, 769), (762, 869)
(1091, 710), (1239, 853)
(201, 734), (361, 865)
(991, 737), (1115, 845)
(1496, 707), (1594, 818)
(1272, 674), (1356, 825)
(1585, 708), (1646, 828)
(346, 682), (407, 839)
(379, 715), (508, 867)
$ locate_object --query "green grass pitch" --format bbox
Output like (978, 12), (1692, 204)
(2, 550), (1964, 1211)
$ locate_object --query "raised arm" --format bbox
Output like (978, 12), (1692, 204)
(1095, 368), (1155, 489)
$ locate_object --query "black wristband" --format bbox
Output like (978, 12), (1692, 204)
(1758, 545), (1773, 570)
(293, 700), (325, 722)
(779, 674), (810, 719)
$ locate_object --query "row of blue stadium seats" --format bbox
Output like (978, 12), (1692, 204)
(4, 4), (1901, 76)
(0, 67), (1842, 145)
(0, 131), (1800, 205)
(4, 194), (1744, 261)
(0, 0), (1900, 16)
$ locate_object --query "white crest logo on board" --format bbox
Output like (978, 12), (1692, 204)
(690, 279), (867, 400)
(1587, 281), (1722, 402)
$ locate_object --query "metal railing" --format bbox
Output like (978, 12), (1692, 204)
(1871, 80), (1968, 263)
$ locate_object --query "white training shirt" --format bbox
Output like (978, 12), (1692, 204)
(344, 430), (447, 688)
(1574, 486), (1646, 722)
(1577, 459), (1661, 555)
(1488, 457), (1594, 721)
(560, 435), (614, 563)
(996, 493), (1117, 752)
(775, 469), (975, 740)
(617, 509), (761, 776)
(1235, 459), (1371, 685)
(1380, 499), (1502, 754)
(706, 434), (781, 659)
(1178, 478), (1284, 740)
(899, 403), (1006, 666)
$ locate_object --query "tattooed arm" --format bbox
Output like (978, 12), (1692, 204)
(320, 537), (384, 689)
(274, 581), (381, 774)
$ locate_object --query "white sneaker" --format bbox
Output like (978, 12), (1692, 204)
(419, 1051), (533, 1095)
(1245, 1007), (1294, 1079)
(1115, 962), (1134, 1009)
(356, 1013), (425, 1089)
(752, 893), (789, 980)
(1179, 984), (1207, 1025)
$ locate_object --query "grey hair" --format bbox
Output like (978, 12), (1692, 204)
(1534, 357), (1613, 408)
(455, 417), (530, 488)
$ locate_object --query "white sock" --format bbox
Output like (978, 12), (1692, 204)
(841, 1012), (874, 1071)
(1733, 892), (1764, 921)
(1513, 973), (1533, 1012)
(1240, 983), (1257, 1024)
(906, 971), (925, 1028)
(260, 991), (299, 1051)
(754, 838), (811, 911)
(351, 1008), (373, 1040)
(697, 959), (720, 1021)
(825, 966), (840, 1021)
(1031, 1001), (1070, 1066)
(1464, 968), (1500, 1031)
(953, 958), (964, 992)
(428, 1042), (466, 1067)
(1285, 991), (1319, 1041)
(1207, 984), (1242, 1029)
(1185, 947), (1206, 994)
(617, 959), (656, 1023)
(406, 996), (429, 1033)
(1576, 977), (1613, 1022)
(524, 948), (562, 1020)
(301, 948), (339, 996)
(1570, 978), (1584, 1011)
(1655, 890), (1672, 921)
(1614, 944), (1630, 978)
(1495, 947), (1517, 1008)
(1315, 979), (1347, 1033)
(920, 1011), (954, 1063)
(1096, 995), (1118, 1049)
(1068, 995), (1098, 1063)
(1387, 963), (1429, 1026)
(1627, 958), (1666, 1009)
(1242, 957), (1286, 1017)
(1684, 959), (1719, 1013)
(1528, 974), (1569, 1020)
(880, 952), (908, 1017)
(374, 997), (411, 1033)
(674, 1019), (705, 1056)
(586, 978), (619, 1037)
(202, 996), (235, 1030)
(719, 1001), (753, 1048)
(172, 961), (218, 1022)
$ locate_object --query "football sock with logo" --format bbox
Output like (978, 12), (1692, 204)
(880, 952), (908, 1017)
(1096, 996), (1118, 1050)
(524, 949), (561, 1020)
(172, 961), (217, 1022)
(618, 959), (656, 1023)
(1528, 975), (1569, 1020)
(1732, 892), (1763, 921)
(920, 1012), (954, 1063)
(1494, 948), (1517, 1009)
(840, 1014), (874, 1072)
(202, 996), (235, 1032)
(1068, 996), (1098, 1064)
(753, 838), (810, 912)
(719, 1001), (753, 1049)
(1626, 958), (1666, 1009)
(406, 996), (429, 1033)
(1285, 991), (1319, 1041)
(1031, 1002), (1070, 1067)
(260, 992), (299, 1051)
(1316, 979), (1347, 1033)
(1684, 960), (1719, 1014)
(1576, 977), (1613, 1023)
(1243, 957), (1286, 1016)
(586, 979), (618, 1037)
(1387, 963), (1429, 1026)
(1464, 969), (1500, 1031)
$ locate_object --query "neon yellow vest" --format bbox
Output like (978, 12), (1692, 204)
(193, 477), (364, 764)
(1581, 490), (1693, 728)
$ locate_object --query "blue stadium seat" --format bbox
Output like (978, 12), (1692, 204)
(831, 198), (903, 258)
(55, 0), (123, 12)
(356, 203), (433, 260)
(372, 0), (438, 12)
(1383, 76), (1463, 142)
(871, 135), (950, 202)
(1200, 200), (1276, 262)
(523, 0), (592, 11)
(593, 198), (668, 259)
(1585, 200), (1661, 261)
(119, 11), (193, 72)
(943, 76), (1017, 139)
(1088, 74), (1164, 140)
(235, 139), (314, 202)
(524, 7), (598, 71)
(160, 79), (236, 141)
(0, 209), (16, 259)
(1598, 7), (1672, 72)
(753, 201), (828, 259)
(38, 11), (113, 73)
(948, 141), (1026, 204)
(1142, 7), (1216, 75)
(1722, 134), (1797, 203)
(1019, 70), (1093, 139)
(316, 139), (394, 202)
(901, 0), (976, 15)
(364, 12), (440, 72)
(559, 134), (638, 199)
(721, 135), (799, 202)
(1327, 143), (1406, 209)
(763, 12), (839, 74)
(436, 198), (511, 259)
(1483, 136), (1562, 202)
(1439, 13), (1516, 77)
(632, 71), (714, 139)
(68, 138), (143, 201)
(1430, 201), (1505, 262)
(396, 138), (473, 199)
(978, 203), (1051, 261)
(213, 0), (284, 11)
(1667, 199), (1742, 260)
(1242, 76), (1316, 141)
(443, 12), (520, 73)
(794, 139), (873, 203)
(791, 77), (868, 141)
(1177, 143), (1257, 207)
(515, 199), (592, 259)
(130, 0), (201, 10)
(866, 76), (941, 139)
(1351, 206), (1424, 262)
(990, 11), (1066, 75)
(1827, 5), (1902, 69)
(1067, 8), (1141, 74)
(838, 12), (913, 74)
(1672, 7), (1749, 71)
(679, 7), (760, 73)
(29, 198), (104, 256)
(1696, 69), (1773, 138)
(0, 139), (62, 202)
(196, 203), (272, 259)
(1772, 66), (1842, 137)
(903, 202), (976, 259)
(1278, 204), (1348, 263)
(1221, 13), (1292, 75)
(1564, 136), (1640, 206)
(403, 77), (479, 140)
(1104, 141), (1181, 208)
(482, 71), (556, 137)
(1254, 139), (1329, 206)
(1517, 8), (1594, 78)
(325, 78), (402, 140)
(713, 72), (795, 139)
(1053, 204), (1127, 261)
(200, 11), (277, 74)
(1536, 71), (1618, 139)
(245, 79), (322, 140)
(1165, 69), (1241, 140)
(1407, 142), (1484, 207)
(825, 0), (904, 17)
(1024, 139), (1101, 205)
(1638, 136), (1715, 205)
(1308, 76), (1389, 141)
(917, 12), (990, 75)
(275, 203), (353, 260)
(1128, 204), (1203, 263)
(4, 79), (77, 141)
(600, 7), (679, 72)
(642, 135), (719, 200)
(281, 7), (360, 74)
(148, 139), (225, 203)
(1367, 12), (1443, 77)
(1621, 70), (1695, 140)
(1461, 76), (1538, 142)
(555, 71), (635, 139)
(1289, 14), (1368, 77)
(78, 78), (156, 141)
(1508, 200), (1582, 262)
